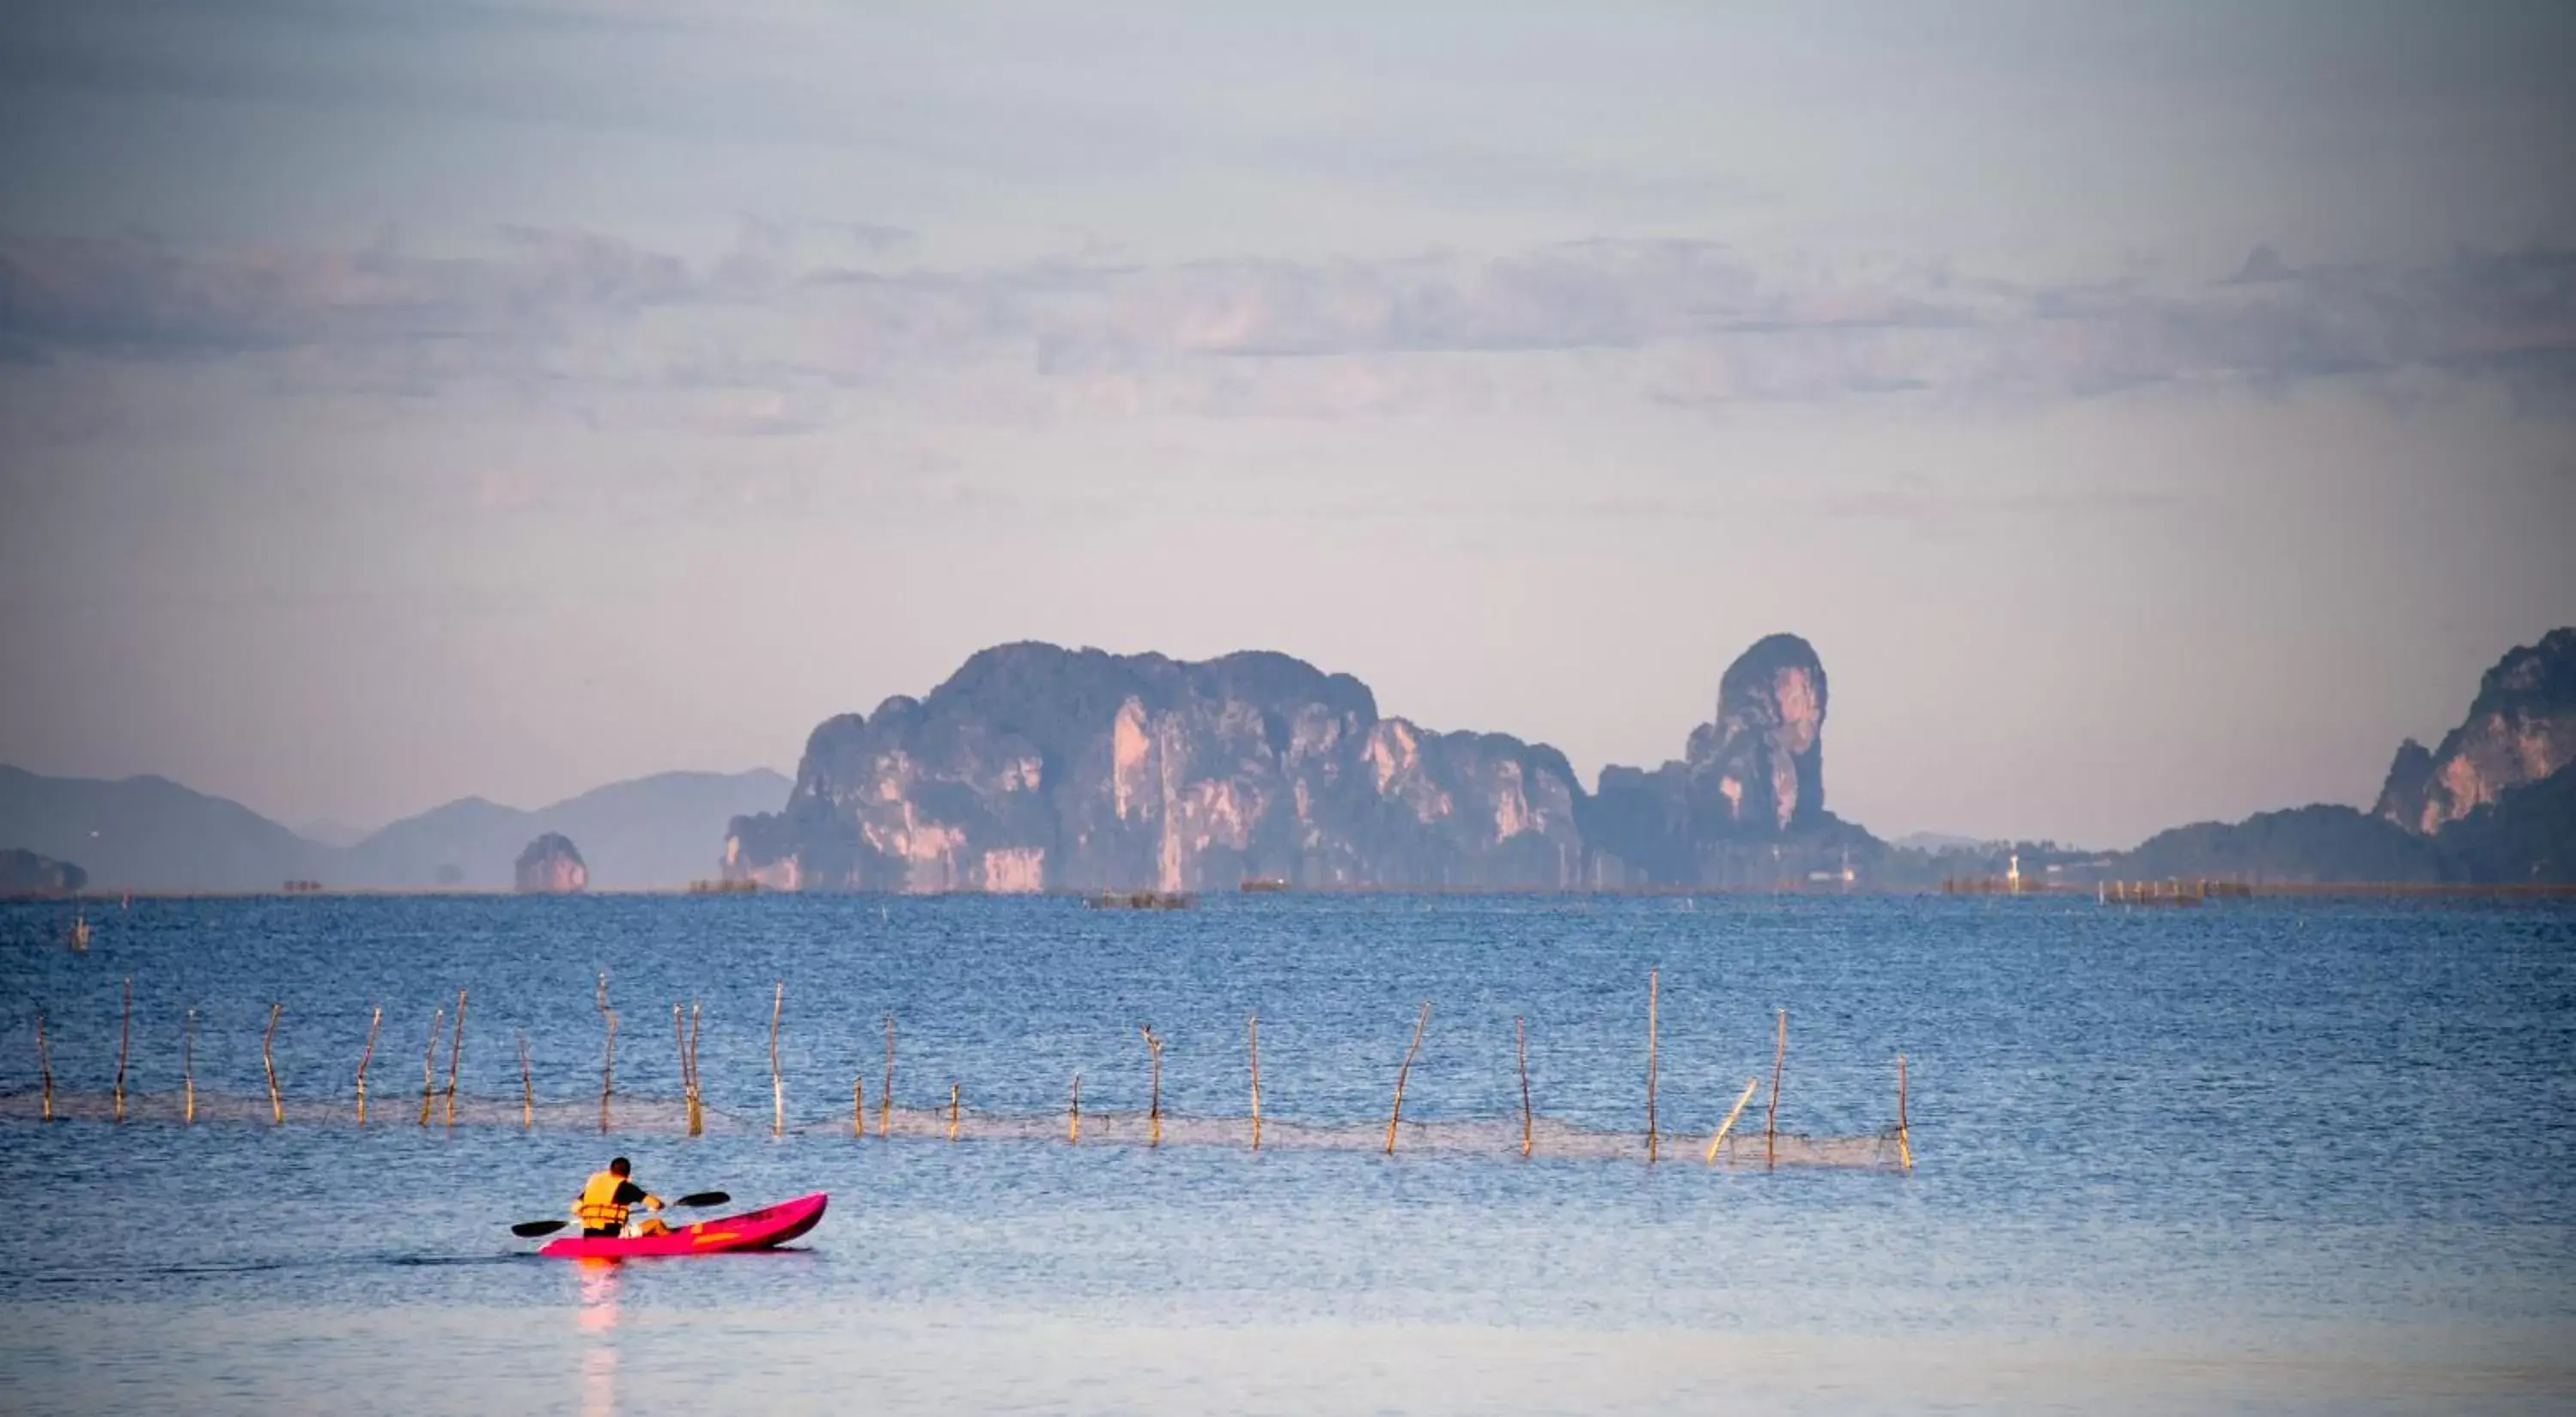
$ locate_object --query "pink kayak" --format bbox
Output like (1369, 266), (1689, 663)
(538, 1192), (829, 1259)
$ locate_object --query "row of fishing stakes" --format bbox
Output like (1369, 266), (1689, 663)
(21, 970), (1915, 1171)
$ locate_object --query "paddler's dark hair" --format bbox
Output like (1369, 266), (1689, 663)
(609, 1157), (631, 1176)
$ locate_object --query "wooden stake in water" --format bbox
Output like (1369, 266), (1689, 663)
(769, 981), (785, 1139)
(878, 1014), (895, 1140)
(1516, 1015), (1533, 1159)
(519, 1031), (535, 1128)
(1383, 1001), (1431, 1156)
(419, 1006), (442, 1126)
(1067, 1070), (1081, 1145)
(443, 988), (466, 1127)
(853, 1074), (864, 1137)
(355, 1005), (380, 1125)
(686, 1003), (703, 1137)
(595, 974), (617, 1134)
(673, 1003), (698, 1134)
(113, 976), (132, 1123)
(1896, 1053), (1913, 1171)
(1644, 969), (1659, 1164)
(262, 1002), (284, 1125)
(183, 1008), (198, 1125)
(1765, 1008), (1786, 1169)
(1704, 1077), (1759, 1165)
(1139, 1026), (1163, 1147)
(946, 1082), (960, 1141)
(1247, 1013), (1263, 1152)
(35, 1013), (52, 1122)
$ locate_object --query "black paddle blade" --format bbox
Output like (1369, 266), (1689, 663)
(671, 1190), (729, 1208)
(511, 1219), (570, 1238)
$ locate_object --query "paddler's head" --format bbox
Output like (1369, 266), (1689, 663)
(609, 1157), (631, 1177)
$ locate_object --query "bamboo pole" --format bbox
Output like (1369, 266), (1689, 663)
(1644, 969), (1659, 1164)
(1896, 1053), (1912, 1171)
(444, 988), (466, 1127)
(1704, 1078), (1760, 1165)
(1765, 1007), (1785, 1169)
(947, 1082), (960, 1141)
(1067, 1070), (1081, 1144)
(35, 1013), (52, 1122)
(769, 982), (786, 1139)
(1247, 1013), (1262, 1152)
(183, 1008), (197, 1125)
(519, 1031), (535, 1128)
(355, 1005), (380, 1125)
(1383, 1001), (1431, 1155)
(1516, 1015), (1533, 1159)
(262, 1002), (283, 1125)
(596, 974), (616, 1134)
(419, 1006), (442, 1126)
(113, 976), (132, 1123)
(878, 1014), (894, 1139)
(1139, 1026), (1163, 1147)
(686, 1003), (703, 1137)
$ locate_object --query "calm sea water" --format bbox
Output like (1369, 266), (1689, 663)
(2, 893), (2570, 1414)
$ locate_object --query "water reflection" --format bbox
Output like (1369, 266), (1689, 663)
(578, 1261), (618, 1417)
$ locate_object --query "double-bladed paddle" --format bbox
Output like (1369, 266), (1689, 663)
(511, 1190), (732, 1238)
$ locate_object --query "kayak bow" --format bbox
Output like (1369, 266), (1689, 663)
(535, 1192), (828, 1258)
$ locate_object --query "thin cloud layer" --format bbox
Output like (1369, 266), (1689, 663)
(4, 228), (2571, 423)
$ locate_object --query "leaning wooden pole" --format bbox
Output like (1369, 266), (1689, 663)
(946, 1081), (960, 1141)
(769, 981), (786, 1139)
(262, 1002), (284, 1125)
(35, 1013), (52, 1122)
(418, 1006), (441, 1125)
(1067, 1070), (1081, 1144)
(1644, 969), (1659, 1164)
(443, 988), (467, 1127)
(1896, 1053), (1912, 1171)
(852, 1074), (864, 1137)
(1247, 1013), (1263, 1152)
(1704, 1078), (1760, 1165)
(1139, 1026), (1163, 1147)
(595, 974), (617, 1134)
(355, 1005), (380, 1124)
(1383, 1001), (1431, 1155)
(182, 1008), (197, 1125)
(685, 1003), (703, 1137)
(1765, 1007), (1786, 1169)
(672, 1003), (690, 1125)
(1516, 1015), (1533, 1159)
(112, 976), (132, 1123)
(519, 1031), (535, 1128)
(878, 1014), (895, 1139)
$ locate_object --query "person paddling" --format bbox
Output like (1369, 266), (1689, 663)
(574, 1157), (670, 1238)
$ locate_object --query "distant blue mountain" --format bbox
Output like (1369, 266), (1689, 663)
(0, 765), (789, 891)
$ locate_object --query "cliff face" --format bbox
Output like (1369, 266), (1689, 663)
(513, 832), (588, 893)
(726, 635), (1873, 892)
(1580, 633), (1874, 886)
(726, 644), (1586, 891)
(2374, 629), (2576, 834)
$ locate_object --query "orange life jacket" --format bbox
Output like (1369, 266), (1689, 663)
(575, 1170), (631, 1232)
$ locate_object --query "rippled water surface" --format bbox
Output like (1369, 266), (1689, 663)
(3, 893), (2571, 1414)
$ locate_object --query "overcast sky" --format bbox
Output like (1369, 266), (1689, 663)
(2, 0), (2572, 848)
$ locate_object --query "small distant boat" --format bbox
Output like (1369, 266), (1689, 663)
(537, 1192), (828, 1259)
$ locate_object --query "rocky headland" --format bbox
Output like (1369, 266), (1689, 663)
(724, 635), (1875, 892)
(513, 832), (588, 893)
(2117, 627), (2576, 884)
